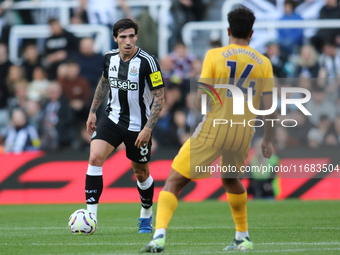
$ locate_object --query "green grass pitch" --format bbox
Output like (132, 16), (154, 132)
(1, 200), (340, 255)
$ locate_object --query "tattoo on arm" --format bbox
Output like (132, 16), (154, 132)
(145, 88), (165, 129)
(90, 75), (110, 113)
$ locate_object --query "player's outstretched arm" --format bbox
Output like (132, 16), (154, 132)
(134, 88), (165, 148)
(261, 94), (278, 158)
(86, 75), (110, 135)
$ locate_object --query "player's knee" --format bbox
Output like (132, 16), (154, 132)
(89, 152), (105, 166)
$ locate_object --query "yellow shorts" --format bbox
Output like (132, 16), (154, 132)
(171, 138), (248, 179)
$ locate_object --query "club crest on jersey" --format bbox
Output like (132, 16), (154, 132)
(110, 66), (117, 72)
(129, 66), (138, 76)
(109, 77), (138, 91)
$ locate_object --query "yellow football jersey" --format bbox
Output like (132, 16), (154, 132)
(194, 44), (275, 152)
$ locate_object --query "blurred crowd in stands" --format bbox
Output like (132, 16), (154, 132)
(0, 0), (340, 154)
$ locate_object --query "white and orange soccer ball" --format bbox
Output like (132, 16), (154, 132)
(68, 209), (97, 235)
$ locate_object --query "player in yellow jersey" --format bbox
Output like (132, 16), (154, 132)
(141, 7), (277, 253)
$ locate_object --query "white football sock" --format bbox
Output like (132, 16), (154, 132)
(137, 175), (154, 218)
(153, 228), (166, 239)
(137, 175), (153, 189)
(235, 231), (249, 240)
(87, 204), (98, 217)
(140, 206), (153, 218)
(87, 164), (102, 176)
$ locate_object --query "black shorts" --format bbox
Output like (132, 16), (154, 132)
(91, 117), (152, 164)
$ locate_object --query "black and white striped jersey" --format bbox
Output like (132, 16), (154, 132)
(102, 47), (164, 132)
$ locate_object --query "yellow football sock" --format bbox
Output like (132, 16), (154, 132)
(227, 192), (248, 232)
(155, 191), (178, 230)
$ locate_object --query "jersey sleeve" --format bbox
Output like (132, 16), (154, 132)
(198, 50), (214, 86)
(102, 54), (111, 79)
(145, 55), (165, 91)
(262, 59), (275, 94)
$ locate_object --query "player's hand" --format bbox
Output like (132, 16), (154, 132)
(261, 140), (273, 159)
(86, 112), (97, 135)
(135, 127), (152, 148)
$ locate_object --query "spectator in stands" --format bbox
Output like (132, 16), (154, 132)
(307, 127), (323, 148)
(185, 91), (202, 131)
(274, 126), (289, 150)
(153, 83), (182, 148)
(6, 65), (26, 96)
(317, 114), (333, 137)
(5, 108), (40, 154)
(309, 114), (334, 146)
(332, 115), (340, 144)
(317, 39), (340, 102)
(0, 0), (13, 45)
(313, 0), (340, 51)
(27, 66), (49, 102)
(71, 37), (104, 92)
(56, 63), (68, 80)
(75, 0), (132, 48)
(57, 60), (92, 148)
(278, 0), (304, 55)
(25, 100), (42, 131)
(169, 0), (206, 51)
(0, 43), (12, 87)
(22, 43), (41, 82)
(265, 41), (288, 78)
(173, 109), (190, 146)
(295, 44), (319, 78)
(287, 110), (315, 147)
(75, 0), (132, 26)
(171, 41), (196, 80)
(7, 80), (29, 113)
(321, 115), (340, 146)
(160, 55), (175, 86)
(189, 58), (203, 80)
(0, 80), (10, 142)
(57, 60), (91, 122)
(170, 41), (196, 97)
(319, 39), (340, 79)
(44, 18), (79, 80)
(324, 132), (339, 146)
(39, 82), (75, 151)
(306, 86), (337, 125)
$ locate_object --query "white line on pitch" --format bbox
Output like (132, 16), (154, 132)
(1, 242), (340, 246)
(0, 226), (339, 230)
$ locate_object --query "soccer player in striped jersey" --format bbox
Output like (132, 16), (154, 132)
(141, 8), (277, 252)
(85, 19), (165, 233)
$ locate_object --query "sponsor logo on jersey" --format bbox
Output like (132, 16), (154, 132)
(109, 77), (138, 91)
(129, 66), (138, 76)
(149, 71), (163, 87)
(110, 66), (117, 72)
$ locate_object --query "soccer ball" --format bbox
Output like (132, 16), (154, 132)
(68, 209), (97, 235)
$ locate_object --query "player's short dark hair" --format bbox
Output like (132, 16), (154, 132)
(228, 7), (255, 39)
(113, 19), (139, 38)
